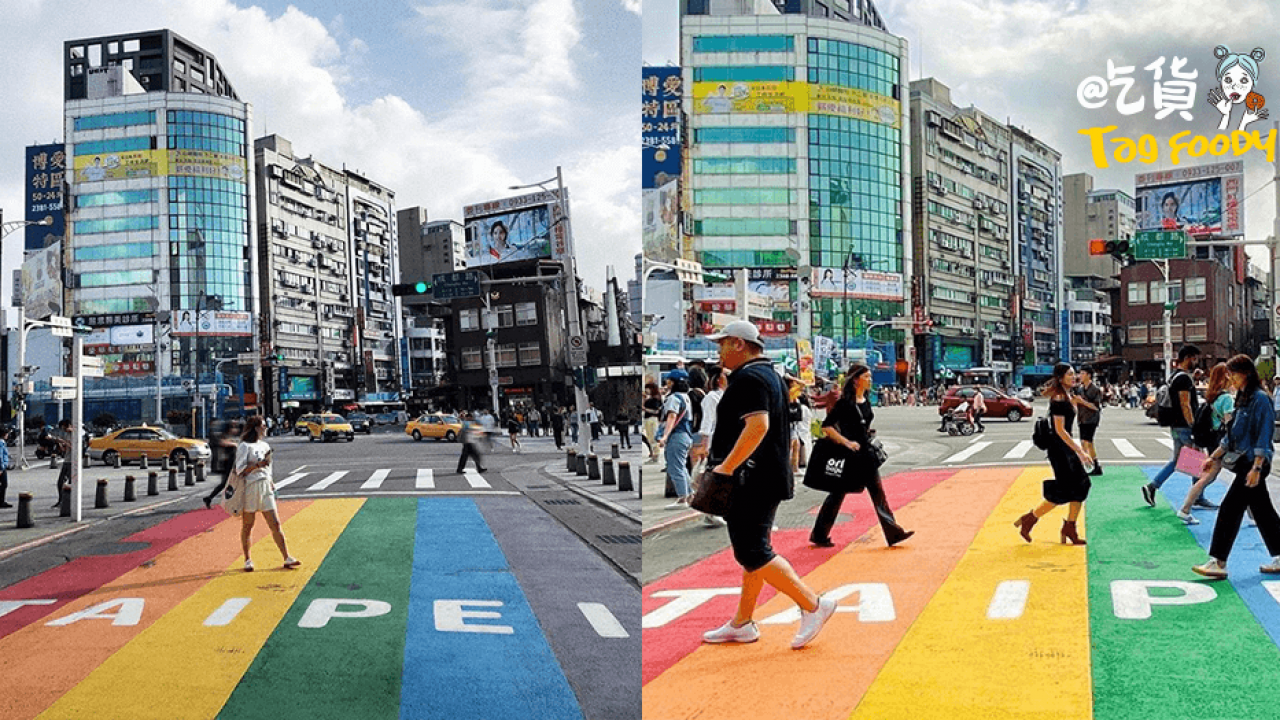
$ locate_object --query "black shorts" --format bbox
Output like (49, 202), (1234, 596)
(725, 493), (780, 572)
(1079, 423), (1098, 443)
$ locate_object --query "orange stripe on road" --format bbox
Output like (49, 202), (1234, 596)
(0, 502), (310, 720)
(641, 468), (1021, 720)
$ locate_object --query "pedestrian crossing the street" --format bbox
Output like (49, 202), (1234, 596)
(938, 435), (1187, 465)
(259, 466), (509, 495)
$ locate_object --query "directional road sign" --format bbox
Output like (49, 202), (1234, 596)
(432, 271), (482, 300)
(50, 376), (75, 388)
(1132, 230), (1188, 261)
(237, 352), (259, 366)
(52, 388), (77, 401)
(81, 356), (104, 378)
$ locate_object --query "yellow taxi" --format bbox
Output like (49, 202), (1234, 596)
(406, 414), (463, 442)
(88, 426), (212, 466)
(307, 414), (355, 443)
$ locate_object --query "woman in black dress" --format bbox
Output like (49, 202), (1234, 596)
(1014, 362), (1092, 544)
(809, 363), (914, 547)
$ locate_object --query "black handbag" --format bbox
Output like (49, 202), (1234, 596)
(803, 438), (866, 494)
(865, 436), (888, 469)
(690, 460), (747, 517)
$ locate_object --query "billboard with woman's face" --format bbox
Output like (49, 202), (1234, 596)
(464, 204), (553, 268)
(1135, 162), (1244, 237)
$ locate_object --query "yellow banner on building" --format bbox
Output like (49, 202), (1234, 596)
(73, 150), (167, 182)
(692, 81), (900, 128)
(169, 150), (248, 182)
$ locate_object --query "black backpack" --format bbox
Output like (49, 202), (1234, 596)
(1156, 372), (1188, 427)
(1191, 400), (1223, 450)
(1032, 416), (1054, 449)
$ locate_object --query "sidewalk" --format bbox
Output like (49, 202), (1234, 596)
(0, 454), (216, 557)
(641, 451), (703, 536)
(535, 434), (643, 522)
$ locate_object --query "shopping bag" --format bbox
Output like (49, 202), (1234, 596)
(1176, 446), (1208, 477)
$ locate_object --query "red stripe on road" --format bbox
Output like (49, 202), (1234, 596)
(0, 508), (227, 638)
(641, 468), (957, 684)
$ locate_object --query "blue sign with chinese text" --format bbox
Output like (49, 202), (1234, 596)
(25, 144), (66, 252)
(642, 67), (682, 189)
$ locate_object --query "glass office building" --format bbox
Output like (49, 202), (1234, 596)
(681, 0), (911, 372)
(63, 30), (257, 417)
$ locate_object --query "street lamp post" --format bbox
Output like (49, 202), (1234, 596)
(3, 215), (53, 468)
(510, 167), (591, 457)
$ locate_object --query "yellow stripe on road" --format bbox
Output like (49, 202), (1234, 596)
(37, 499), (364, 720)
(850, 467), (1092, 720)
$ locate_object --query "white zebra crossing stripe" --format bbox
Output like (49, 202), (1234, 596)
(308, 471), (349, 491)
(1112, 439), (1145, 457)
(1156, 437), (1174, 450)
(943, 442), (992, 464)
(464, 470), (491, 489)
(416, 469), (435, 489)
(274, 473), (308, 489)
(1003, 440), (1035, 459)
(361, 469), (391, 490)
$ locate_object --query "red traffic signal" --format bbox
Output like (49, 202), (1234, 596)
(1089, 239), (1107, 256)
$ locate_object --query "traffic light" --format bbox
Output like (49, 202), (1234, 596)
(1104, 240), (1132, 264)
(391, 281), (433, 297)
(1089, 239), (1107, 255)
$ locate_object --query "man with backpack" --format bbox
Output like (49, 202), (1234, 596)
(1143, 345), (1206, 508)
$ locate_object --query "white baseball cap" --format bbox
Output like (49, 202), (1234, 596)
(706, 320), (763, 347)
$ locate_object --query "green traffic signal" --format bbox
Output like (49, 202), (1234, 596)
(392, 282), (433, 297)
(415, 281), (428, 293)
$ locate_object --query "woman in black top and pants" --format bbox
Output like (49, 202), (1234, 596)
(809, 364), (914, 547)
(1014, 362), (1091, 544)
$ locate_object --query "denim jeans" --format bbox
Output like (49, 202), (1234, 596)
(664, 431), (694, 496)
(1151, 427), (1194, 489)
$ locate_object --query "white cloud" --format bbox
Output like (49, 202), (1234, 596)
(621, 0), (642, 14)
(1, 0), (637, 315)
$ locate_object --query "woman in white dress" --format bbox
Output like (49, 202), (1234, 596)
(233, 415), (300, 572)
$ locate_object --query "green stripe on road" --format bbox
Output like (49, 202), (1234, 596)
(1088, 466), (1280, 719)
(218, 498), (415, 719)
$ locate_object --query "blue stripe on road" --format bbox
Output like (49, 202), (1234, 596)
(1151, 468), (1280, 649)
(399, 497), (583, 720)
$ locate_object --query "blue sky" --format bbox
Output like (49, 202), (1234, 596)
(0, 0), (640, 313)
(648, 0), (1280, 268)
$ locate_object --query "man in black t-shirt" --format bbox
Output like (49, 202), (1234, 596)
(701, 320), (836, 649)
(1073, 367), (1105, 476)
(1144, 345), (1209, 507)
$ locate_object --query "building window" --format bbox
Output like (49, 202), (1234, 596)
(515, 302), (537, 326)
(496, 343), (518, 367)
(1170, 320), (1184, 343)
(496, 305), (514, 328)
(518, 342), (541, 366)
(1127, 282), (1146, 305)
(459, 308), (479, 332)
(1167, 279), (1182, 303)
(1186, 318), (1208, 342)
(1128, 321), (1148, 344)
(461, 347), (482, 370)
(692, 35), (794, 53)
(1150, 322), (1165, 344)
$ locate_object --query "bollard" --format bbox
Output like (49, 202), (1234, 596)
(160, 455), (169, 472)
(184, 464), (194, 487)
(49, 454), (58, 470)
(195, 461), (206, 483)
(147, 471), (159, 496)
(602, 459), (616, 486)
(611, 444), (620, 459)
(123, 476), (137, 503)
(113, 453), (121, 469)
(588, 454), (601, 481)
(16, 492), (34, 528)
(59, 484), (71, 517)
(95, 479), (109, 509)
(617, 461), (633, 492)
(168, 468), (178, 491)
(567, 449), (577, 473)
(178, 456), (187, 474)
(575, 454), (588, 477)
(140, 454), (149, 470)
(83, 454), (90, 469)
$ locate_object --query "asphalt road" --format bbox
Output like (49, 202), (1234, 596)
(0, 424), (640, 720)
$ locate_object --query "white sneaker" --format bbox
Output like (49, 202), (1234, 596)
(791, 596), (837, 649)
(702, 513), (726, 526)
(243, 559), (255, 572)
(702, 620), (760, 644)
(1192, 558), (1228, 579)
(1260, 557), (1280, 574)
(1176, 510), (1200, 525)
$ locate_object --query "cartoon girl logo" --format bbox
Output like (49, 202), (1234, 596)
(1207, 45), (1268, 131)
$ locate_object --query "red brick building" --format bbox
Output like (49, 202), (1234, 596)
(1119, 256), (1249, 379)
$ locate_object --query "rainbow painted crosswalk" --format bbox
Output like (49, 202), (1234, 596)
(0, 497), (587, 720)
(642, 465), (1280, 719)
